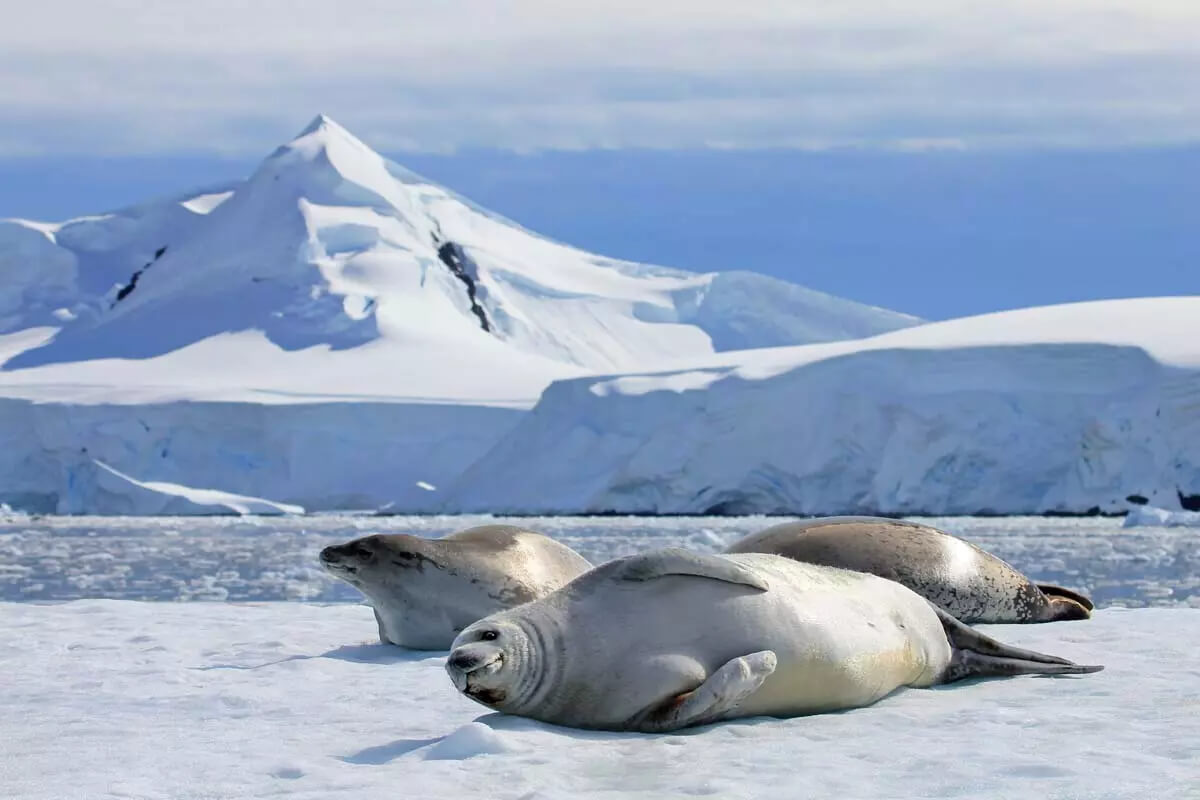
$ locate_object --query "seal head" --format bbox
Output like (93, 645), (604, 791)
(445, 620), (532, 708)
(320, 525), (590, 650)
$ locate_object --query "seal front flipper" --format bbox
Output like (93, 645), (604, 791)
(596, 549), (770, 591)
(934, 606), (1103, 681)
(630, 650), (778, 733)
(373, 608), (395, 645)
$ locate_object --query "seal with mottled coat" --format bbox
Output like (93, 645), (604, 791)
(724, 517), (1093, 623)
(444, 549), (1101, 732)
(319, 525), (591, 650)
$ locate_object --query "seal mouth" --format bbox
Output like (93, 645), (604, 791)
(319, 543), (376, 572)
(447, 652), (504, 692)
(319, 557), (358, 575)
(319, 546), (362, 576)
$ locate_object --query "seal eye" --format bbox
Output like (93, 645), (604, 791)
(480, 630), (498, 642)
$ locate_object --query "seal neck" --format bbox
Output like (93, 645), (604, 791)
(506, 608), (566, 716)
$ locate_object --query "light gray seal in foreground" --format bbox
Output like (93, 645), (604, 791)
(445, 549), (1101, 732)
(319, 525), (592, 650)
(724, 517), (1093, 623)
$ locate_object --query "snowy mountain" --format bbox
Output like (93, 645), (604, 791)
(0, 115), (923, 513)
(445, 298), (1200, 516)
(0, 115), (919, 407)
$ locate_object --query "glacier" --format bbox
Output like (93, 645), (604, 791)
(2, 116), (1196, 517)
(0, 115), (925, 514)
(0, 397), (519, 514)
(91, 461), (306, 516)
(446, 298), (1200, 516)
(1123, 505), (1200, 528)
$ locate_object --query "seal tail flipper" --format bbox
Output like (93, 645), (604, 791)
(934, 606), (1103, 682)
(1036, 584), (1094, 621)
(630, 650), (777, 733)
(1037, 584), (1094, 611)
(945, 650), (1104, 682)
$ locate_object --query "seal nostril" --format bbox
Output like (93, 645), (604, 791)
(449, 651), (477, 671)
(319, 546), (339, 562)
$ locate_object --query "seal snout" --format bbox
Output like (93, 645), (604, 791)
(319, 539), (378, 574)
(445, 641), (506, 697)
(447, 646), (502, 675)
(318, 545), (356, 573)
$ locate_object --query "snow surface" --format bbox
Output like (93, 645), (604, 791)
(449, 297), (1200, 515)
(1, 601), (1196, 799)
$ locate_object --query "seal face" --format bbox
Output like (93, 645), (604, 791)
(724, 517), (1093, 623)
(445, 550), (1101, 732)
(444, 621), (526, 706)
(319, 525), (591, 650)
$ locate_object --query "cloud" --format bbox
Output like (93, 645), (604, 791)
(3, 0), (1200, 154)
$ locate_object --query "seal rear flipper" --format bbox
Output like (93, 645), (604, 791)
(629, 650), (777, 733)
(1037, 584), (1095, 620)
(944, 650), (1104, 682)
(595, 549), (770, 591)
(934, 606), (1103, 682)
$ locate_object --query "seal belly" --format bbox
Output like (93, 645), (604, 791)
(736, 609), (944, 717)
(720, 555), (951, 717)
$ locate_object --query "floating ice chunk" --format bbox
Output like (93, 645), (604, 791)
(93, 460), (304, 516)
(1123, 505), (1200, 528)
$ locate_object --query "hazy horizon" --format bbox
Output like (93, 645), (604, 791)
(2, 141), (1196, 320)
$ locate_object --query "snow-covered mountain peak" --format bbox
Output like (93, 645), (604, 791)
(295, 112), (341, 138)
(273, 113), (370, 164)
(0, 116), (921, 402)
(257, 114), (423, 213)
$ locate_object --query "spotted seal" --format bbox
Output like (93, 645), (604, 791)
(724, 517), (1093, 623)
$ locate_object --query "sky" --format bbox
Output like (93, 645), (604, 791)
(2, 0), (1198, 318)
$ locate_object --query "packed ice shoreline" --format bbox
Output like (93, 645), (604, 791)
(2, 601), (1197, 799)
(4, 513), (1199, 608)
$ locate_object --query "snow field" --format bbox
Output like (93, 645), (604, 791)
(450, 299), (1200, 516)
(1, 601), (1196, 799)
